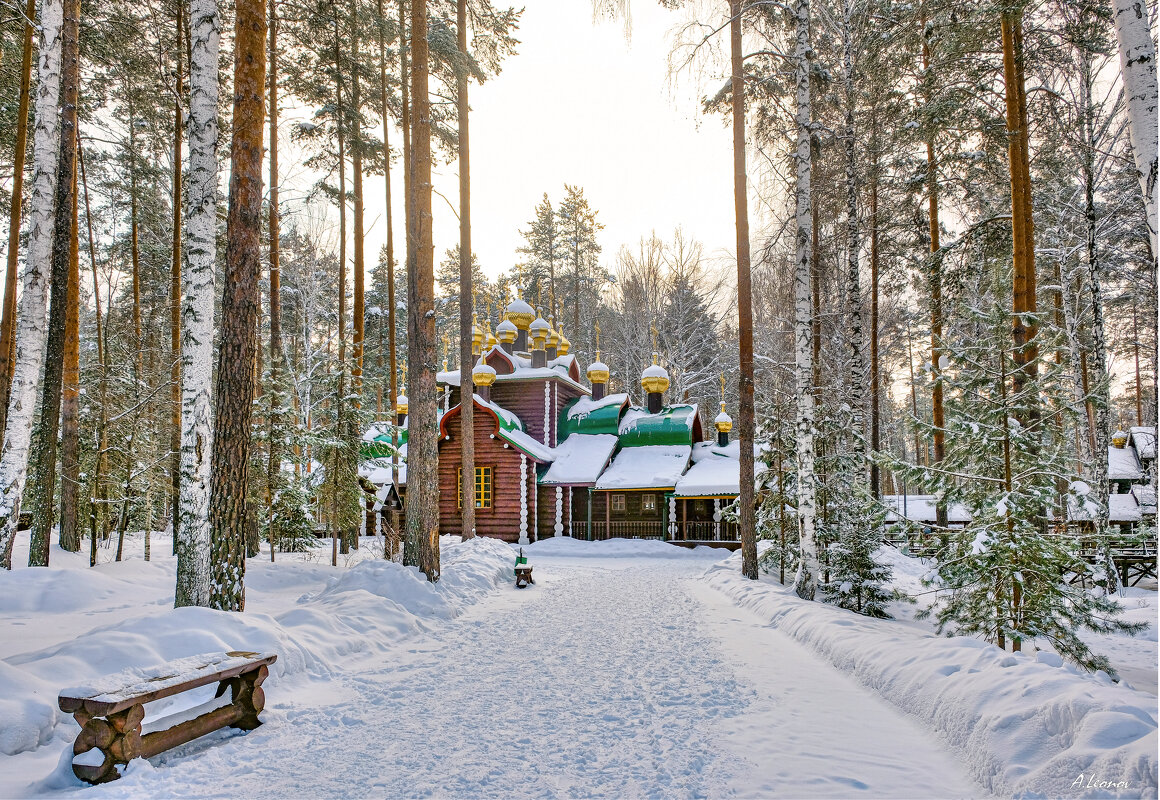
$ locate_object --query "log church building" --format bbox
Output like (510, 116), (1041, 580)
(363, 296), (746, 547)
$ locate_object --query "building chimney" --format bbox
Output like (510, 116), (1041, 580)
(641, 352), (670, 414)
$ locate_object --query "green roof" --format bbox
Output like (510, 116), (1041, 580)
(360, 425), (405, 460)
(558, 394), (628, 438)
(617, 404), (699, 448)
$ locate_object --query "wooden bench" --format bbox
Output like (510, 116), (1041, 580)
(58, 650), (277, 784)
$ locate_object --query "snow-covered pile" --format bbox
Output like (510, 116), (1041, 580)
(0, 536), (514, 758)
(703, 549), (1158, 799)
(525, 536), (722, 560)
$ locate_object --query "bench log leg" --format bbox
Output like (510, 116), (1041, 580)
(71, 667), (271, 784)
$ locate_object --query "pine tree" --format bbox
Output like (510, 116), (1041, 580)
(209, 0), (266, 611)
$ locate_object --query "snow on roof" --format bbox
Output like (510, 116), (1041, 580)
(674, 441), (764, 497)
(1130, 426), (1157, 460)
(540, 434), (618, 485)
(498, 426), (555, 463)
(881, 495), (972, 524)
(595, 445), (691, 490)
(1067, 492), (1143, 523)
(675, 453), (739, 497)
(617, 404), (698, 447)
(1131, 483), (1157, 515)
(1107, 445), (1144, 480)
(566, 393), (629, 420)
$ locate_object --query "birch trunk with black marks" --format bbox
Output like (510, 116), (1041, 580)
(790, 0), (818, 601)
(1111, 0), (1158, 256)
(175, 0), (220, 606)
(0, 0), (64, 569)
(27, 0), (79, 567)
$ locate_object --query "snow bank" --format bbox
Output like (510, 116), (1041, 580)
(525, 536), (721, 560)
(703, 551), (1158, 799)
(0, 536), (514, 759)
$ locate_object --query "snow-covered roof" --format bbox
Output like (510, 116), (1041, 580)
(437, 362), (588, 393)
(1067, 492), (1143, 523)
(881, 495), (972, 525)
(675, 442), (740, 497)
(617, 404), (700, 447)
(566, 393), (629, 421)
(595, 445), (691, 490)
(1130, 426), (1157, 460)
(1108, 445), (1144, 480)
(1130, 483), (1156, 515)
(540, 434), (618, 486)
(439, 394), (555, 464)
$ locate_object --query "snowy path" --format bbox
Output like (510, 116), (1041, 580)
(81, 554), (985, 799)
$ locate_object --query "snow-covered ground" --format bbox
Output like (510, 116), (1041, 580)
(0, 534), (1154, 798)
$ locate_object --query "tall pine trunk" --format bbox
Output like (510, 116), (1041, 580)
(458, 0), (476, 539)
(0, 0), (38, 438)
(27, 0), (80, 567)
(404, 0), (440, 581)
(59, 147), (81, 553)
(923, 10), (947, 528)
(1001, 6), (1040, 628)
(175, 0), (220, 607)
(0, 0), (64, 569)
(378, 0), (400, 527)
(333, 6), (349, 560)
(209, 0), (266, 611)
(791, 0), (818, 600)
(729, 0), (757, 580)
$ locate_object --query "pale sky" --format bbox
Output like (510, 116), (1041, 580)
(361, 0), (739, 282)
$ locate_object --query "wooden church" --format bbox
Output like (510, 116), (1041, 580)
(368, 296), (746, 548)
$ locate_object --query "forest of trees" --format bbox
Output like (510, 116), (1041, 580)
(0, 0), (1155, 665)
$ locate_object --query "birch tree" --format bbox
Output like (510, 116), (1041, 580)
(790, 0), (819, 600)
(175, 0), (221, 606)
(1111, 0), (1158, 256)
(0, 0), (64, 569)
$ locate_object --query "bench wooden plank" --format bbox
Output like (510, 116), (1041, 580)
(59, 651), (277, 716)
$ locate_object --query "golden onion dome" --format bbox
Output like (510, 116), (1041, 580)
(395, 394), (409, 415)
(470, 315), (485, 354)
(504, 298), (535, 331)
(472, 360), (497, 387)
(1111, 430), (1130, 448)
(529, 313), (550, 348)
(714, 402), (733, 433)
(495, 318), (518, 344)
(485, 324), (498, 351)
(587, 354), (609, 385)
(557, 331), (571, 356)
(640, 352), (670, 395)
